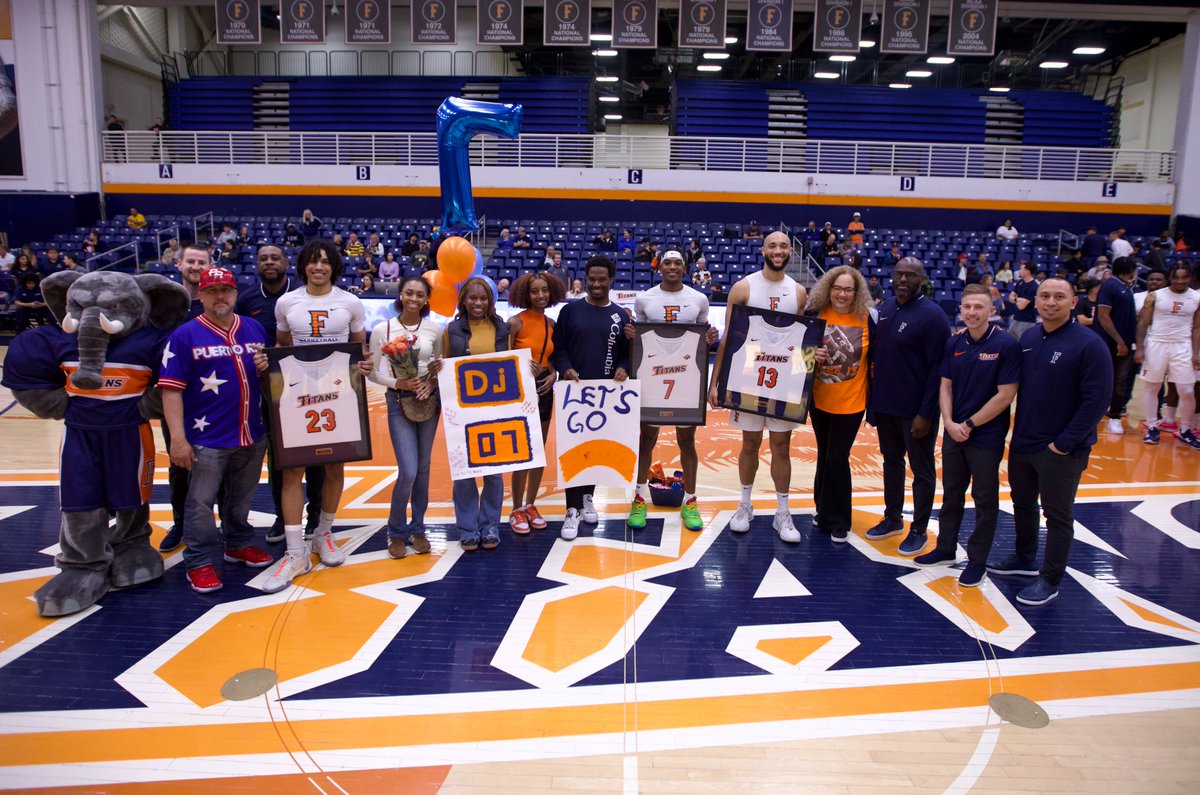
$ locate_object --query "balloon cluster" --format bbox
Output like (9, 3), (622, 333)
(422, 236), (498, 317)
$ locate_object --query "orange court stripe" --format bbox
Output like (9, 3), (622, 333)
(2, 661), (1197, 767)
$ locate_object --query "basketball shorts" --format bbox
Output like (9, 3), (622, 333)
(60, 424), (155, 512)
(731, 409), (799, 433)
(1142, 339), (1196, 385)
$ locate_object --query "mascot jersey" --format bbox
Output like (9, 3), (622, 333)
(158, 314), (268, 448)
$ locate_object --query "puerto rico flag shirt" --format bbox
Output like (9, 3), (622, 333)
(158, 314), (268, 448)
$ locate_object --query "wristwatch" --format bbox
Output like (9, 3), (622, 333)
(964, 418), (976, 430)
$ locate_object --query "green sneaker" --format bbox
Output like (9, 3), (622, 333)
(627, 496), (648, 529)
(680, 497), (703, 531)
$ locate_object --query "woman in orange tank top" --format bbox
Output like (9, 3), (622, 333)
(507, 272), (567, 534)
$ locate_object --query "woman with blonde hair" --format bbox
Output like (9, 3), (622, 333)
(808, 265), (875, 543)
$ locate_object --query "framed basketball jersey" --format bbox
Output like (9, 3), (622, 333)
(263, 342), (372, 468)
(629, 322), (710, 426)
(717, 304), (825, 424)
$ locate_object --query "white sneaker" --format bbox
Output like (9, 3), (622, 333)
(729, 502), (753, 533)
(313, 530), (345, 567)
(262, 551), (312, 594)
(562, 508), (581, 541)
(1107, 418), (1124, 435)
(773, 510), (801, 543)
(581, 494), (599, 524)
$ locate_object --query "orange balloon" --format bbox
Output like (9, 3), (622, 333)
(438, 236), (476, 282)
(423, 270), (458, 317)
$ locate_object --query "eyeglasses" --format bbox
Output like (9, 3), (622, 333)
(831, 286), (857, 294)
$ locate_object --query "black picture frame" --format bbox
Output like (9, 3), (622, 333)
(716, 303), (826, 424)
(630, 322), (710, 426)
(263, 342), (372, 468)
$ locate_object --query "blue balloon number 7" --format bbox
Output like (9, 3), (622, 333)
(436, 97), (524, 233)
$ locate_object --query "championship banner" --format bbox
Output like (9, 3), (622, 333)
(746, 0), (793, 53)
(347, 0), (391, 43)
(215, 0), (261, 44)
(613, 0), (657, 49)
(679, 0), (727, 49)
(716, 304), (825, 424)
(812, 0), (862, 54)
(946, 0), (997, 57)
(263, 342), (372, 468)
(438, 349), (545, 480)
(478, 0), (523, 45)
(544, 0), (591, 46)
(281, 0), (326, 44)
(555, 379), (642, 489)
(411, 0), (454, 44)
(880, 0), (929, 54)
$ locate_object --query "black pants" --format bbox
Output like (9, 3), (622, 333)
(159, 420), (189, 529)
(875, 411), (939, 533)
(1008, 445), (1089, 586)
(811, 406), (864, 534)
(935, 436), (1003, 564)
(565, 485), (594, 511)
(1107, 346), (1136, 419)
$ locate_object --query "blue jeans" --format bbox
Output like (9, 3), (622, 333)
(453, 475), (503, 538)
(385, 390), (440, 539)
(182, 438), (267, 570)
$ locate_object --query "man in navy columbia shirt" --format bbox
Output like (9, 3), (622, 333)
(1095, 256), (1138, 435)
(914, 285), (1020, 587)
(988, 277), (1113, 606)
(865, 257), (951, 555)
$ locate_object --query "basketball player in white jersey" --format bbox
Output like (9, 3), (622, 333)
(261, 240), (373, 593)
(707, 231), (809, 542)
(625, 250), (718, 531)
(1136, 264), (1200, 449)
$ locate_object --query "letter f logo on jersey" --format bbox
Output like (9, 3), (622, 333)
(663, 306), (681, 323)
(769, 297), (781, 311)
(308, 310), (329, 337)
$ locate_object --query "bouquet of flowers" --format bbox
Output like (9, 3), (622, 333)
(381, 332), (438, 421)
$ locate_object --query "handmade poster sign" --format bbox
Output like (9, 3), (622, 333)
(438, 348), (545, 479)
(716, 303), (825, 424)
(554, 379), (642, 489)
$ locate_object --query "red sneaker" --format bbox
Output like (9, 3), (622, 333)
(223, 545), (273, 568)
(525, 505), (547, 530)
(186, 564), (223, 593)
(509, 509), (531, 535)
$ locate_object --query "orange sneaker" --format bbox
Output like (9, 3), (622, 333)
(525, 505), (547, 530)
(509, 509), (531, 535)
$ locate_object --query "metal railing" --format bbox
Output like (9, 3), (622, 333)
(101, 131), (1176, 185)
(85, 241), (139, 273)
(1057, 229), (1081, 256)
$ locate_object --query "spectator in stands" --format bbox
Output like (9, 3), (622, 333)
(236, 225), (252, 248)
(216, 224), (236, 247)
(1174, 233), (1189, 253)
(366, 232), (384, 258)
(649, 242), (663, 271)
(126, 208), (146, 230)
(219, 240), (238, 266)
(82, 231), (100, 255)
(618, 229), (636, 255)
(0, 243), (13, 271)
(685, 239), (703, 266)
(397, 233), (419, 257)
(299, 209), (321, 239)
(996, 219), (1019, 241)
(343, 232), (365, 259)
(12, 253), (37, 283)
(867, 274), (884, 306)
(802, 221), (823, 258)
(1062, 249), (1085, 277)
(39, 247), (64, 276)
(1074, 278), (1100, 328)
(1109, 230), (1133, 260)
(542, 245), (557, 268)
(847, 212), (865, 247)
(743, 220), (763, 240)
(841, 245), (864, 271)
(994, 260), (1013, 285)
(547, 250), (569, 287)
(1080, 225), (1107, 269)
(955, 253), (971, 282)
(512, 227), (533, 249)
(494, 228), (513, 251)
(412, 239), (432, 271)
(161, 238), (181, 265)
(634, 238), (654, 262)
(331, 232), (344, 252)
(567, 278), (584, 299)
(350, 273), (376, 295)
(1144, 241), (1168, 273)
(61, 254), (81, 272)
(358, 250), (378, 280)
(13, 273), (51, 333)
(883, 243), (903, 269)
(1096, 256), (1138, 435)
(496, 278), (511, 299)
(710, 282), (727, 303)
(1035, 269), (1049, 283)
(378, 251), (400, 282)
(1006, 261), (1039, 339)
(1085, 255), (1111, 282)
(976, 252), (991, 275)
(692, 259), (712, 290)
(594, 229), (617, 252)
(283, 224), (303, 248)
(0, 269), (12, 307)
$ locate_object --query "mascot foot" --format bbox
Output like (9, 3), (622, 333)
(35, 569), (110, 617)
(110, 541), (165, 588)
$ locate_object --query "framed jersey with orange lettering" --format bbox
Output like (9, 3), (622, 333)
(263, 342), (372, 468)
(630, 323), (710, 426)
(716, 304), (825, 424)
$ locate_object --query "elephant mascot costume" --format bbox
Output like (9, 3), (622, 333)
(2, 270), (191, 616)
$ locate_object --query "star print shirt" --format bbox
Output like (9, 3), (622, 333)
(158, 314), (268, 448)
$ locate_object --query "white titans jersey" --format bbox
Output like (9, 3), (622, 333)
(279, 352), (361, 449)
(742, 269), (799, 314)
(1147, 288), (1199, 343)
(728, 315), (809, 405)
(639, 330), (704, 410)
(275, 287), (365, 344)
(635, 284), (710, 324)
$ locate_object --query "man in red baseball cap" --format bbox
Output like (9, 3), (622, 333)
(158, 267), (276, 593)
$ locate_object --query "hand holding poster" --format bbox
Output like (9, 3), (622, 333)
(555, 379), (642, 489)
(438, 349), (545, 480)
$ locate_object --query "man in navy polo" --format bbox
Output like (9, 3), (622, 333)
(235, 244), (324, 543)
(1095, 256), (1138, 434)
(159, 267), (273, 594)
(1005, 261), (1039, 340)
(866, 256), (951, 555)
(915, 284), (1020, 587)
(988, 277), (1113, 606)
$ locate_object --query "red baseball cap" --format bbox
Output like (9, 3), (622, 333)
(199, 267), (237, 291)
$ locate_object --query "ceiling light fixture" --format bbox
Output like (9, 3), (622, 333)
(604, 114), (623, 120)
(702, 52), (730, 60)
(927, 56), (955, 64)
(1073, 46), (1105, 55)
(830, 54), (856, 62)
(814, 71), (840, 79)
(598, 95), (620, 103)
(595, 75), (619, 82)
(697, 64), (723, 72)
(859, 39), (876, 48)
(988, 86), (1011, 93)
(1040, 61), (1069, 69)
(592, 49), (618, 57)
(905, 69), (932, 77)
(590, 33), (611, 42)
(725, 36), (738, 44)
(889, 83), (912, 89)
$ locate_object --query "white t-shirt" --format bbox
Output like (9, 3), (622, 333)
(275, 286), (365, 344)
(1110, 238), (1134, 259)
(278, 351), (363, 449)
(635, 283), (710, 325)
(996, 225), (1019, 241)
